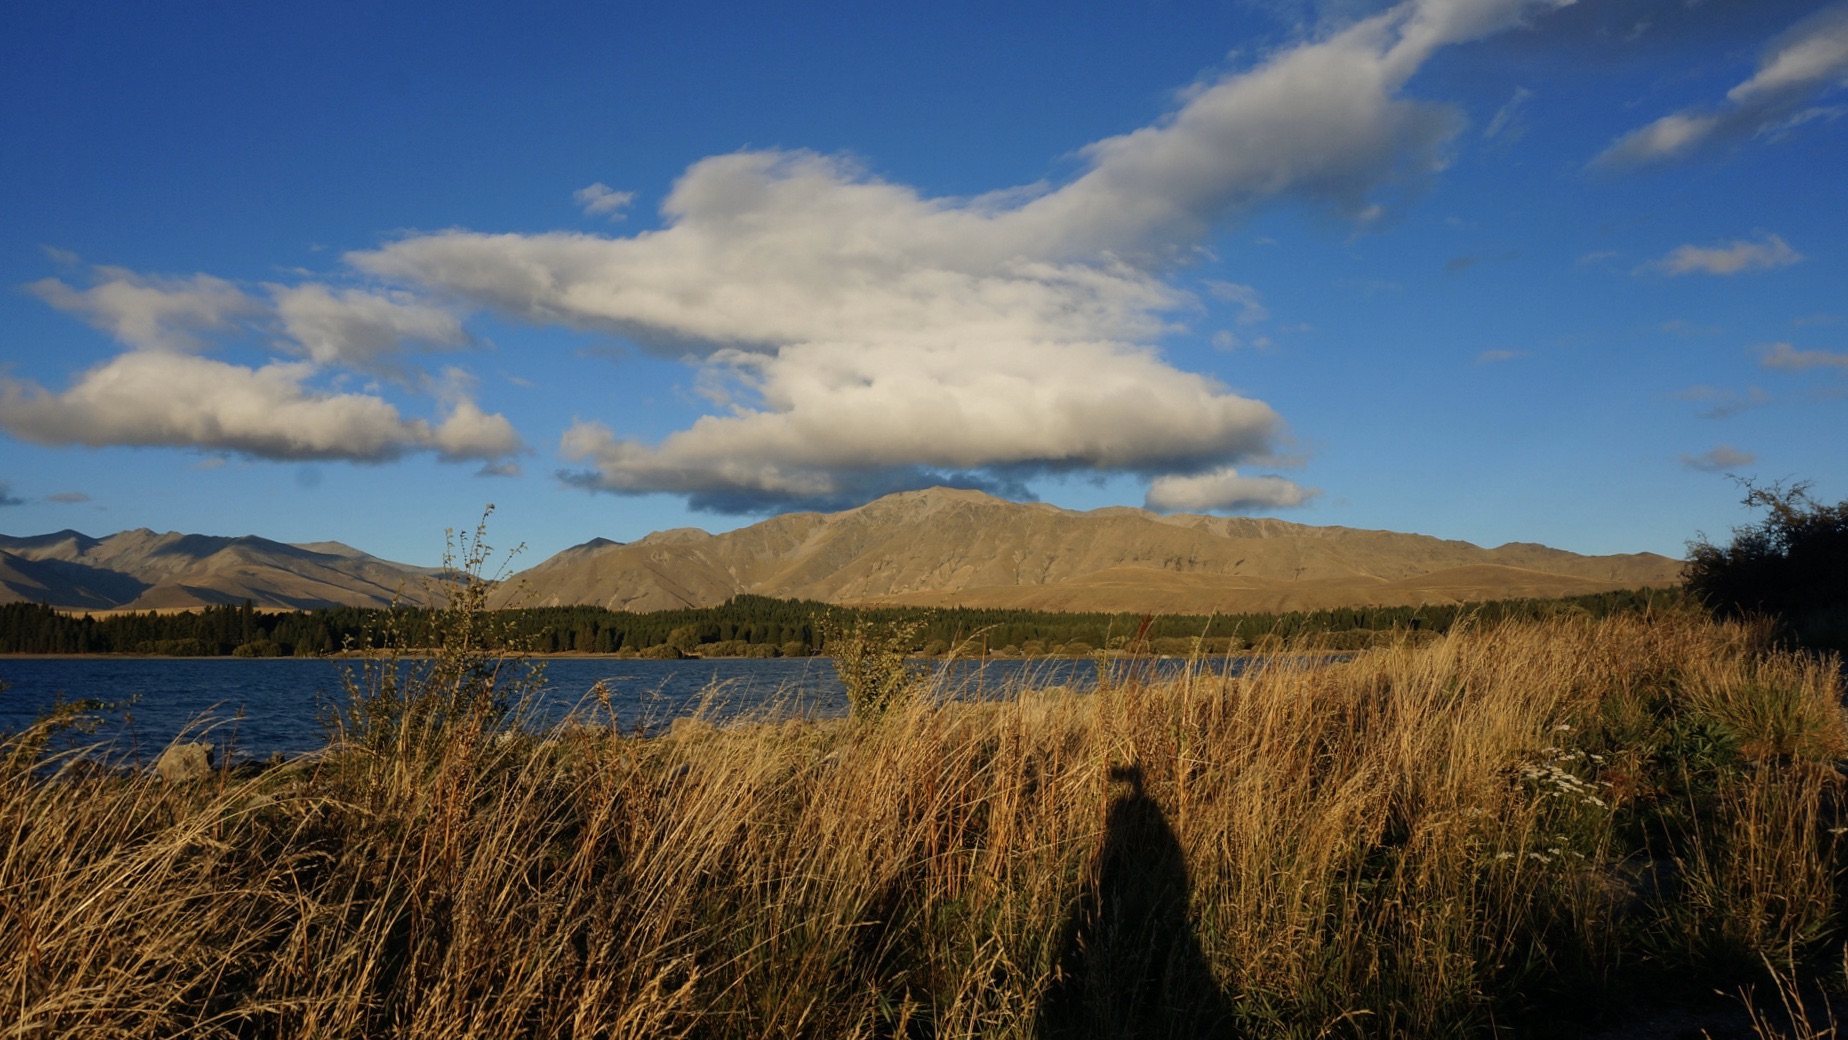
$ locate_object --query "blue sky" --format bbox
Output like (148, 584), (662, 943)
(2, 0), (1844, 566)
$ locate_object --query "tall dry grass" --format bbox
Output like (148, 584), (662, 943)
(2, 612), (1844, 1038)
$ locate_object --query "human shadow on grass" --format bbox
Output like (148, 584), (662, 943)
(1037, 763), (1238, 1040)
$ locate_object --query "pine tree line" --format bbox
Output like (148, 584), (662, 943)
(0, 587), (1683, 658)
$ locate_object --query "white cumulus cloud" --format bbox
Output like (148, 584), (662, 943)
(16, 265), (512, 469)
(574, 182), (636, 219)
(28, 266), (263, 352)
(0, 352), (522, 465)
(559, 336), (1282, 510)
(351, 0), (1572, 511)
(271, 283), (471, 372)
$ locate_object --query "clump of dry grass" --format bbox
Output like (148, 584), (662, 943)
(2, 611), (1843, 1039)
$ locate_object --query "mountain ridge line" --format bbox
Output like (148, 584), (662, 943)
(1, 487), (1683, 615)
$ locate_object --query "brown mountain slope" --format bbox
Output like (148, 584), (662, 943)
(499, 487), (1683, 614)
(0, 529), (436, 611)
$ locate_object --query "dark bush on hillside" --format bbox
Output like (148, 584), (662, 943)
(1685, 481), (1848, 651)
(231, 639), (285, 658)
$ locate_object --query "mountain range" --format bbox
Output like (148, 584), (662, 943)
(0, 529), (438, 612)
(2, 488), (1683, 616)
(495, 487), (1683, 615)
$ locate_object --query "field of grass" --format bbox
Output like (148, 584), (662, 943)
(4, 610), (1845, 1038)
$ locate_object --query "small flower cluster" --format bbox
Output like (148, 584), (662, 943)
(1487, 724), (1618, 870)
(1519, 725), (1612, 810)
(1494, 834), (1587, 865)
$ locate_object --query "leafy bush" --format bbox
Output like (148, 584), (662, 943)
(133, 638), (210, 656)
(820, 612), (928, 718)
(1686, 481), (1848, 652)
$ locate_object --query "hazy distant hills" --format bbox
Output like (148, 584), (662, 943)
(497, 487), (1684, 615)
(0, 529), (438, 612)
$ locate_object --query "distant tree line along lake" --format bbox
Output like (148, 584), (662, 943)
(0, 588), (1682, 658)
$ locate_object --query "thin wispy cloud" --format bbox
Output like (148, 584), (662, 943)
(1596, 4), (1848, 167)
(1676, 385), (1774, 419)
(1475, 349), (1526, 364)
(45, 491), (91, 504)
(1639, 233), (1801, 277)
(1145, 467), (1320, 512)
(1681, 445), (1756, 472)
(1212, 330), (1275, 351)
(1204, 281), (1269, 324)
(0, 483), (24, 507)
(1660, 319), (1721, 336)
(1446, 249), (1519, 274)
(1760, 341), (1848, 372)
(1483, 86), (1534, 142)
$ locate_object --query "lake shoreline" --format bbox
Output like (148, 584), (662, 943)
(5, 654), (1250, 760)
(7, 615), (1837, 1037)
(0, 650), (1257, 662)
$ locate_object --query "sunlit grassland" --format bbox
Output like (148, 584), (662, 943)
(3, 611), (1844, 1038)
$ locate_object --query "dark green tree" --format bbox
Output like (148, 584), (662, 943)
(1685, 480), (1848, 652)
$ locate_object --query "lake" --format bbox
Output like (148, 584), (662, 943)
(0, 654), (1245, 762)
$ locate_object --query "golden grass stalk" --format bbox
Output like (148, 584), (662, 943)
(2, 612), (1842, 1038)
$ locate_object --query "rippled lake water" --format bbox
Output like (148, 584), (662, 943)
(0, 655), (1247, 761)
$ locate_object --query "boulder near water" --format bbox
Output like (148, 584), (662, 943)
(154, 741), (214, 782)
